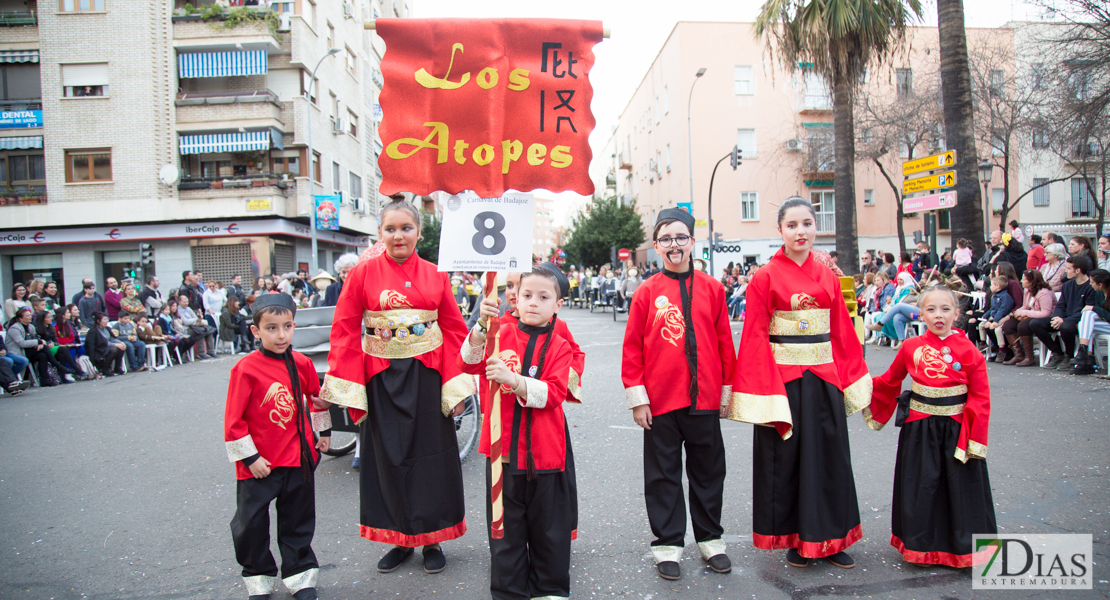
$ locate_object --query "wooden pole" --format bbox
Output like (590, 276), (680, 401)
(483, 272), (505, 539)
(363, 19), (611, 38)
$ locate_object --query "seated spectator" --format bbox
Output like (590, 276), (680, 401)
(1070, 269), (1110, 375)
(1027, 234), (1046, 271)
(202, 280), (226, 328)
(977, 275), (1016, 362)
(77, 282), (106, 329)
(177, 293), (216, 360)
(136, 314), (176, 367)
(729, 275), (749, 320)
(1098, 234), (1110, 271)
(882, 252), (898, 280)
(115, 313), (148, 372)
(912, 242), (932, 280)
(866, 272), (920, 348)
(1001, 270), (1056, 367)
(34, 309), (83, 381)
(1040, 243), (1068, 293)
(84, 312), (126, 376)
(1069, 235), (1095, 262)
(5, 283), (29, 322)
(157, 302), (196, 363)
(947, 277), (973, 332)
(28, 295), (46, 317)
(857, 273), (876, 307)
(139, 275), (164, 315)
(325, 253), (360, 307)
(6, 307), (77, 385)
(991, 261), (1024, 310)
(42, 281), (61, 313)
(1030, 256), (1097, 370)
(0, 345), (30, 395)
(219, 296), (250, 354)
(896, 251), (914, 279)
(118, 282), (148, 321)
(997, 236), (1028, 276)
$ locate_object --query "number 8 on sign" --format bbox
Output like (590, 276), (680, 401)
(472, 211), (507, 255)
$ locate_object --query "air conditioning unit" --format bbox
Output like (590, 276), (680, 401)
(333, 190), (345, 205)
(332, 117), (345, 134)
(785, 139), (803, 152)
(353, 196), (364, 212)
(277, 13), (291, 32)
(343, 2), (354, 17)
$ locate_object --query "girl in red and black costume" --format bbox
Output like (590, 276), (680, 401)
(622, 208), (735, 581)
(462, 263), (577, 600)
(723, 196), (871, 569)
(320, 199), (475, 575)
(866, 284), (996, 568)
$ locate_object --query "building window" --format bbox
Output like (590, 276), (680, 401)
(61, 63), (109, 97)
(992, 187), (1005, 215)
(655, 151), (662, 177)
(861, 128), (873, 145)
(654, 97), (660, 124)
(864, 189), (874, 206)
(1031, 63), (1045, 90)
(734, 65), (754, 95)
(272, 156), (299, 176)
(811, 190), (835, 233)
(200, 160), (231, 178)
(665, 144), (671, 172)
(346, 46), (357, 73)
(737, 128), (757, 159)
(1033, 130), (1049, 149)
(349, 172), (362, 200)
(1068, 69), (1092, 101)
(312, 151), (321, 182)
(332, 161), (341, 191)
(663, 85), (669, 114)
(330, 91), (338, 121)
(803, 71), (831, 109)
(348, 110), (358, 136)
(1033, 178), (1050, 206)
(938, 209), (951, 230)
(991, 134), (1005, 156)
(65, 149), (111, 182)
(304, 0), (316, 29)
(896, 68), (913, 98)
(740, 192), (758, 221)
(806, 128), (834, 170)
(0, 151), (46, 194)
(60, 0), (104, 12)
(327, 22), (335, 49)
(301, 70), (317, 104)
(1071, 177), (1096, 218)
(989, 69), (1005, 98)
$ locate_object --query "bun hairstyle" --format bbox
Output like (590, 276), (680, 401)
(380, 197), (422, 229)
(776, 195), (816, 226)
(918, 282), (959, 309)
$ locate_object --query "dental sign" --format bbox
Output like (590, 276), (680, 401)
(0, 109), (43, 129)
(375, 18), (603, 197)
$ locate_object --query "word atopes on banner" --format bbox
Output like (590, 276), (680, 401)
(376, 18), (603, 197)
(437, 191), (535, 273)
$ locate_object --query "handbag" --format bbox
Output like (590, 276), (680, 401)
(44, 363), (61, 387)
(189, 323), (216, 337)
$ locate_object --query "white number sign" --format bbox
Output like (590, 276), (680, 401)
(437, 191), (535, 273)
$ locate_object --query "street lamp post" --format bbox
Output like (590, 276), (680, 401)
(978, 159), (993, 248)
(305, 47), (342, 274)
(686, 67), (706, 265)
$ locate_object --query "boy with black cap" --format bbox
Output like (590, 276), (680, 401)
(224, 293), (332, 600)
(621, 208), (735, 580)
(462, 263), (578, 600)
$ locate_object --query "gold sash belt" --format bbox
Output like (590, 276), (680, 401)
(362, 309), (443, 359)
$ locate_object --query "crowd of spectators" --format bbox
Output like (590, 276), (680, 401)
(855, 230), (1110, 376)
(1, 252), (365, 396)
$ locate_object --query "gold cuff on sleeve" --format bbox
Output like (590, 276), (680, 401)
(625, 385), (649, 409)
(862, 406), (885, 431)
(225, 434), (258, 463)
(441, 372), (477, 416)
(461, 331), (485, 365)
(719, 385), (733, 409)
(566, 368), (582, 403)
(724, 391), (793, 440)
(310, 410), (332, 432)
(320, 374), (367, 412)
(842, 374), (873, 417)
(520, 377), (548, 409)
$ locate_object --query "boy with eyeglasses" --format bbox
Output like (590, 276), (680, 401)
(620, 208), (735, 580)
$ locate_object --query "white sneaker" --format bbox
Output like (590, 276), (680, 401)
(64, 374), (76, 383)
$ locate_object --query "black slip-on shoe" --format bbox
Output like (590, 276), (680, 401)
(707, 553), (732, 573)
(292, 588), (318, 600)
(376, 547), (414, 573)
(657, 561), (681, 580)
(422, 546), (447, 574)
(786, 548), (811, 568)
(827, 551), (855, 569)
(247, 595), (270, 600)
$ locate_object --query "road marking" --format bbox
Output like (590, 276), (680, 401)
(609, 425), (640, 430)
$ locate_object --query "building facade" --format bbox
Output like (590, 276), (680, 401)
(0, 0), (409, 300)
(601, 22), (1049, 271)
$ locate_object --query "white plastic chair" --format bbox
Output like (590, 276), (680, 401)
(146, 343), (172, 370)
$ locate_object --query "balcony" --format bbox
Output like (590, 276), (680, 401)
(172, 6), (281, 52)
(179, 173), (291, 191)
(0, 10), (35, 26)
(0, 190), (45, 206)
(176, 89), (283, 131)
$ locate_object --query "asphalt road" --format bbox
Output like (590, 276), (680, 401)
(1, 307), (1108, 600)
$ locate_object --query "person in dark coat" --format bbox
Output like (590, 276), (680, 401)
(324, 253), (360, 307)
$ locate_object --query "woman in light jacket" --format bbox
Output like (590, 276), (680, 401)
(1002, 269), (1056, 367)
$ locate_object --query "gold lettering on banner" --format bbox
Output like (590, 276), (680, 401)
(261, 382), (296, 429)
(414, 43), (471, 90)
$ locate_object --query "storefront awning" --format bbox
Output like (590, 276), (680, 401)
(178, 50), (267, 78)
(179, 131), (271, 155)
(0, 135), (43, 149)
(0, 50), (39, 64)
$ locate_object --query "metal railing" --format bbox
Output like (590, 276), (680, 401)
(175, 89), (279, 105)
(0, 11), (36, 26)
(0, 99), (42, 111)
(179, 172), (290, 191)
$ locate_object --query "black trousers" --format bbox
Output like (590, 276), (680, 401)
(486, 463), (574, 600)
(230, 467), (318, 584)
(643, 408), (726, 552)
(1028, 316), (1079, 356)
(0, 357), (16, 387)
(95, 347), (125, 374)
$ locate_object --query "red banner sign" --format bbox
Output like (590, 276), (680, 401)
(376, 18), (603, 198)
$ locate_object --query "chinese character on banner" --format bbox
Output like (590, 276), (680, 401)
(314, 195), (340, 231)
(375, 18), (604, 197)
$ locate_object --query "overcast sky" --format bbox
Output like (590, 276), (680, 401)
(410, 0), (1043, 224)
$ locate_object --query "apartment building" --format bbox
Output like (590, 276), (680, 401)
(0, 0), (409, 300)
(602, 22), (1025, 269)
(532, 195), (557, 260)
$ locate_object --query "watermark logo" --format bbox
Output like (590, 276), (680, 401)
(973, 534), (1091, 589)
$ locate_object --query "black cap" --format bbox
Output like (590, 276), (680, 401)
(656, 207), (695, 234)
(252, 292), (297, 317)
(536, 262), (570, 299)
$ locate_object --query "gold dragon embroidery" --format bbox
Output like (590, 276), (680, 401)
(497, 349), (521, 394)
(653, 296), (685, 347)
(261, 381), (296, 429)
(791, 293), (820, 310)
(913, 345), (949, 380)
(380, 290), (411, 309)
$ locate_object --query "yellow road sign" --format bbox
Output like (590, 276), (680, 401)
(694, 219), (708, 227)
(903, 171), (957, 195)
(902, 150), (957, 177)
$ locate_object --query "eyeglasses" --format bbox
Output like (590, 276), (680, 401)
(656, 234), (692, 247)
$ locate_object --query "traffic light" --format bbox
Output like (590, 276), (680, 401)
(730, 146), (741, 170)
(713, 232), (724, 246)
(140, 243), (154, 265)
(702, 246), (710, 260)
